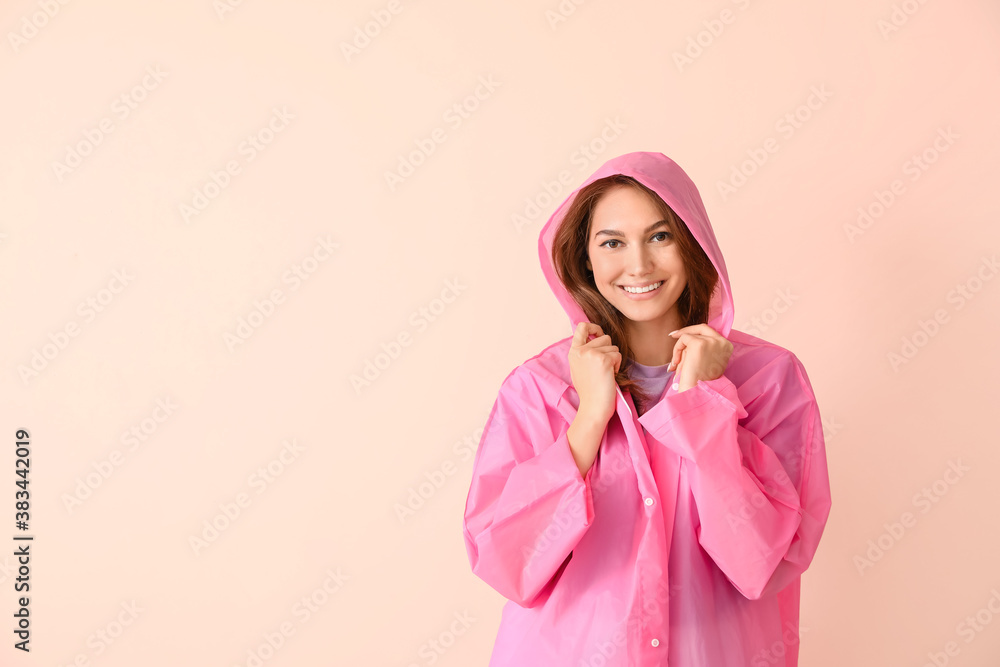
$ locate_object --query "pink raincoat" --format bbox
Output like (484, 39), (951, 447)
(463, 151), (832, 666)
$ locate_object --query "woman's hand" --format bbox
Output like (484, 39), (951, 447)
(568, 322), (621, 426)
(666, 323), (733, 393)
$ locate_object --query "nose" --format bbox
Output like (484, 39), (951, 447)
(626, 244), (654, 276)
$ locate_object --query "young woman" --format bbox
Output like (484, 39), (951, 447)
(462, 151), (831, 666)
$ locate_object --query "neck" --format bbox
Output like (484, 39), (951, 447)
(626, 314), (683, 366)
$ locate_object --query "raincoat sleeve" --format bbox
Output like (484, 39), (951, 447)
(463, 366), (597, 608)
(649, 351), (831, 600)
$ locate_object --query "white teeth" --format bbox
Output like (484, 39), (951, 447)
(622, 281), (663, 294)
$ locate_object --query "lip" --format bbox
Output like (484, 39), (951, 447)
(618, 280), (662, 288)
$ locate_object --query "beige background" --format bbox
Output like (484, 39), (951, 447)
(1, 0), (999, 665)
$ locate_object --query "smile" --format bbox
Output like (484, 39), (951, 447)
(620, 281), (663, 294)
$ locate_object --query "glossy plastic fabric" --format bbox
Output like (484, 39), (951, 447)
(463, 151), (832, 666)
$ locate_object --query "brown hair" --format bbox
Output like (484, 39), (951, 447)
(551, 174), (719, 414)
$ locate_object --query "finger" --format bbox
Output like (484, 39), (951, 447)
(583, 324), (607, 343)
(572, 321), (598, 347)
(668, 323), (716, 338)
(668, 338), (687, 371)
(585, 334), (613, 348)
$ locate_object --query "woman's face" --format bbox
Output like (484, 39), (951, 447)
(585, 185), (688, 328)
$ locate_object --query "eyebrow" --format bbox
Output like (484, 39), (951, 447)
(594, 219), (670, 238)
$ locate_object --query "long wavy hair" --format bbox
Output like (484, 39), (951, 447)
(551, 174), (719, 414)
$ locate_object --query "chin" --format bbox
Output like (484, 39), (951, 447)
(624, 310), (672, 322)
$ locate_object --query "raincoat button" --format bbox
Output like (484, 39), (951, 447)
(651, 638), (660, 647)
(644, 497), (654, 506)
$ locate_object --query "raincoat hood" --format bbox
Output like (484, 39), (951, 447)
(538, 151), (734, 337)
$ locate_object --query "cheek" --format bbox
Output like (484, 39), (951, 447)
(662, 252), (685, 276)
(588, 256), (613, 282)
(591, 268), (618, 296)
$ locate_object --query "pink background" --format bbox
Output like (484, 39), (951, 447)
(2, 1), (999, 665)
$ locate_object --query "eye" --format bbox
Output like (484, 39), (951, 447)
(598, 231), (671, 249)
